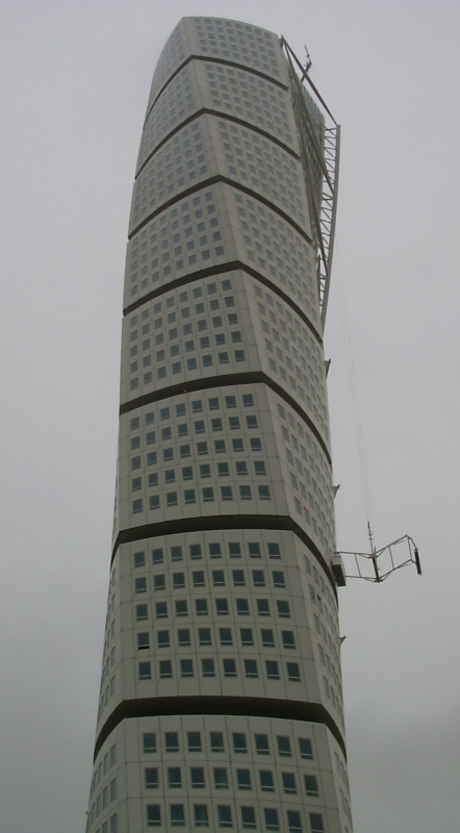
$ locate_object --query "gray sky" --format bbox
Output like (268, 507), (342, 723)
(0, 1), (459, 830)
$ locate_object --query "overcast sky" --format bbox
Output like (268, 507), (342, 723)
(0, 1), (459, 831)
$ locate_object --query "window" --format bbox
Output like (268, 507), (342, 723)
(282, 772), (297, 794)
(216, 598), (229, 615)
(232, 733), (247, 753)
(165, 732), (179, 752)
(264, 808), (279, 831)
(152, 548), (163, 564)
(199, 628), (211, 646)
(287, 662), (301, 682)
(143, 733), (156, 753)
(210, 732), (224, 752)
(171, 545), (183, 561)
(196, 599), (208, 616)
(258, 485), (271, 500)
(194, 805), (209, 827)
(147, 804), (161, 827)
(254, 461), (266, 475)
(136, 604), (148, 621)
(229, 571), (244, 591)
(159, 660), (172, 678)
(134, 551), (145, 568)
(168, 767), (182, 788)
(176, 600), (188, 616)
(248, 542), (261, 558)
(213, 768), (228, 789)
(287, 810), (302, 832)
(304, 775), (319, 796)
(251, 733), (270, 757)
(173, 572), (185, 589)
(282, 630), (295, 649)
(188, 732), (202, 752)
(209, 543), (222, 558)
(135, 577), (147, 594)
(239, 485), (251, 500)
(309, 813), (324, 833)
(277, 600), (290, 618)
(257, 599), (270, 617)
(277, 736), (291, 757)
(236, 599), (249, 616)
(156, 602), (167, 619)
(244, 659), (258, 678)
(180, 659), (194, 677)
(219, 627), (232, 646)
(240, 628), (254, 646)
(213, 570), (225, 586)
(193, 571), (205, 587)
(139, 662), (151, 680)
(202, 659), (215, 677)
(241, 807), (256, 829)
(145, 767), (158, 788)
(272, 570), (285, 588)
(266, 660), (279, 680)
(154, 575), (166, 591)
(299, 738), (313, 759)
(137, 632), (149, 650)
(259, 770), (274, 792)
(223, 659), (237, 677)
(170, 804), (185, 826)
(217, 806), (232, 828)
(191, 767), (205, 788)
(252, 570), (265, 587)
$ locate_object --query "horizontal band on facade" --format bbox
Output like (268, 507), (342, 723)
(123, 261), (322, 346)
(119, 370), (330, 463)
(129, 174), (311, 246)
(136, 107), (299, 180)
(93, 695), (346, 762)
(145, 54), (288, 126)
(111, 513), (336, 597)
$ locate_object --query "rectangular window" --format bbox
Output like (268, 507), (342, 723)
(143, 733), (156, 753)
(196, 599), (208, 616)
(282, 772), (297, 793)
(282, 631), (295, 649)
(244, 659), (258, 678)
(198, 628), (211, 646)
(187, 732), (201, 752)
(304, 775), (319, 796)
(139, 662), (151, 680)
(191, 767), (205, 788)
(287, 662), (301, 682)
(277, 736), (292, 757)
(287, 810), (302, 832)
(232, 733), (247, 753)
(219, 627), (233, 647)
(210, 732), (224, 752)
(194, 805), (209, 827)
(170, 804), (185, 827)
(236, 769), (251, 790)
(168, 767), (182, 788)
(236, 599), (249, 616)
(217, 806), (232, 828)
(240, 628), (254, 646)
(178, 629), (191, 646)
(159, 660), (172, 678)
(180, 659), (194, 677)
(277, 600), (290, 618)
(264, 808), (279, 831)
(202, 659), (215, 677)
(259, 770), (274, 792)
(165, 732), (179, 752)
(261, 629), (275, 648)
(257, 599), (270, 617)
(255, 734), (270, 755)
(175, 600), (188, 616)
(223, 658), (237, 677)
(232, 570), (245, 587)
(309, 814), (324, 833)
(145, 767), (158, 788)
(213, 767), (228, 789)
(299, 738), (313, 759)
(216, 598), (229, 615)
(241, 807), (256, 829)
(147, 804), (161, 827)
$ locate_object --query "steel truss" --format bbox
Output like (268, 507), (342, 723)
(280, 38), (340, 328)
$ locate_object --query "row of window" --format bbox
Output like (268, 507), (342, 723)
(128, 392), (255, 428)
(135, 625), (296, 651)
(131, 540), (281, 564)
(130, 349), (246, 387)
(134, 541), (280, 564)
(134, 560), (285, 587)
(142, 731), (313, 759)
(143, 764), (319, 796)
(134, 589), (291, 617)
(132, 414), (259, 437)
(130, 436), (263, 455)
(132, 483), (271, 513)
(138, 657), (301, 682)
(128, 311), (239, 352)
(132, 459), (268, 487)
(145, 803), (324, 831)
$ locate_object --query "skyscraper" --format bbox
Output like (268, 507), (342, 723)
(85, 17), (351, 833)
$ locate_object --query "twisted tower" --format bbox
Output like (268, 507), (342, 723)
(85, 17), (351, 833)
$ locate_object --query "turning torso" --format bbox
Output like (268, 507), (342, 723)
(85, 17), (352, 833)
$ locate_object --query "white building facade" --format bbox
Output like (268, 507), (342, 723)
(85, 17), (352, 833)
